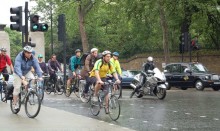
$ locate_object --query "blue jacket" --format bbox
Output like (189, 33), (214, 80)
(69, 55), (81, 72)
(14, 52), (42, 78)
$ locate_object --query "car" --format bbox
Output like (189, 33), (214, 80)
(163, 62), (220, 91)
(121, 70), (140, 87)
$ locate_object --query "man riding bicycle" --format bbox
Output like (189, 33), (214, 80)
(48, 54), (63, 84)
(81, 48), (99, 95)
(0, 47), (14, 81)
(66, 49), (82, 96)
(89, 50), (121, 104)
(13, 46), (43, 110)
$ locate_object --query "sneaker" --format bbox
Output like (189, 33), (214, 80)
(92, 96), (98, 102)
(13, 103), (19, 110)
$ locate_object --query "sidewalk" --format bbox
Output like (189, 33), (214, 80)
(0, 102), (134, 131)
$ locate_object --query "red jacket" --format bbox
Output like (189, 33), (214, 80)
(0, 54), (12, 72)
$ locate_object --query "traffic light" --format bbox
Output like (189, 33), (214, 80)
(30, 15), (48, 32)
(10, 6), (22, 31)
(179, 32), (191, 53)
(58, 15), (65, 41)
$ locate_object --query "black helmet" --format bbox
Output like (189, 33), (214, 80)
(75, 49), (81, 53)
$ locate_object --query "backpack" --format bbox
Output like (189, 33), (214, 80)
(80, 52), (90, 66)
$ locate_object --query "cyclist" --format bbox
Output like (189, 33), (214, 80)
(108, 52), (122, 96)
(89, 50), (121, 106)
(38, 54), (48, 75)
(81, 48), (99, 95)
(0, 47), (14, 81)
(13, 46), (43, 110)
(66, 49), (82, 95)
(47, 54), (63, 84)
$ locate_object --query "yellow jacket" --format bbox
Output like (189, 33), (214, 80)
(110, 58), (122, 75)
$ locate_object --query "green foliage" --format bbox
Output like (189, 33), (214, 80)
(32, 0), (220, 61)
(4, 27), (22, 62)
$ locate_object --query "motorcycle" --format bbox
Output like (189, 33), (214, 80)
(130, 68), (167, 100)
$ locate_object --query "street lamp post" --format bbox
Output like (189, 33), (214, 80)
(50, 1), (53, 55)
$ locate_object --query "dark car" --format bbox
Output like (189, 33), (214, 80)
(121, 70), (140, 87)
(164, 62), (220, 91)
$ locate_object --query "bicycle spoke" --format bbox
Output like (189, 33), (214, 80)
(108, 95), (121, 121)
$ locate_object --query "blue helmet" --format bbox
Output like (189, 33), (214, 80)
(112, 52), (119, 57)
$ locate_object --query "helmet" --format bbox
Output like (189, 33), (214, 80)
(102, 50), (111, 56)
(38, 54), (43, 58)
(90, 48), (98, 53)
(112, 52), (119, 57)
(1, 47), (7, 52)
(23, 46), (33, 52)
(147, 56), (153, 62)
(75, 49), (81, 53)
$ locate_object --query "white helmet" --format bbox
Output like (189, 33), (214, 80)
(90, 48), (98, 53)
(102, 50), (111, 56)
(23, 46), (33, 52)
(147, 56), (153, 62)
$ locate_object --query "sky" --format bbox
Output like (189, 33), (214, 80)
(0, 0), (37, 26)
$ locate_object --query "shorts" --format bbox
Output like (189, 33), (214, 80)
(88, 77), (109, 92)
(68, 70), (74, 79)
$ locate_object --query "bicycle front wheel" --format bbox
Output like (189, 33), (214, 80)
(25, 91), (41, 118)
(113, 85), (122, 99)
(108, 95), (121, 121)
(37, 87), (44, 102)
(56, 80), (64, 95)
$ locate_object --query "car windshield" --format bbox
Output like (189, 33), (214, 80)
(190, 63), (208, 73)
(129, 70), (140, 76)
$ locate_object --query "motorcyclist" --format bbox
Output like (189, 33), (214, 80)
(130, 56), (155, 98)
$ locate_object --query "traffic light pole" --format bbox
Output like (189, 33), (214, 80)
(25, 2), (28, 46)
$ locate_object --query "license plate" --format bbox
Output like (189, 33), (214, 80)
(214, 82), (220, 84)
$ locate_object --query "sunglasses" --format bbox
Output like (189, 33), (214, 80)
(38, 57), (43, 58)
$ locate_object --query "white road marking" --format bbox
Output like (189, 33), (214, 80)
(156, 124), (163, 127)
(129, 118), (135, 120)
(185, 113), (191, 115)
(72, 105), (76, 106)
(109, 123), (114, 126)
(130, 104), (134, 106)
(173, 111), (178, 113)
(171, 128), (178, 130)
(213, 118), (219, 120)
(149, 107), (154, 108)
(200, 116), (207, 118)
(143, 121), (148, 123)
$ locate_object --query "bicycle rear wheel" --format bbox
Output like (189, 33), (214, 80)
(25, 91), (41, 118)
(79, 81), (90, 103)
(10, 94), (21, 114)
(45, 81), (52, 95)
(108, 95), (121, 121)
(73, 80), (80, 98)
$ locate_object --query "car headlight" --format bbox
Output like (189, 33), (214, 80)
(205, 76), (209, 80)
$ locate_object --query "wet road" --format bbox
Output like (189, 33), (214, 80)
(42, 88), (220, 131)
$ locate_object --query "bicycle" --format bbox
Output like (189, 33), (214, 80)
(65, 69), (81, 98)
(10, 78), (41, 118)
(0, 73), (13, 102)
(45, 71), (64, 95)
(90, 80), (121, 121)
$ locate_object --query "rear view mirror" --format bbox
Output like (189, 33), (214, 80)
(164, 70), (168, 73)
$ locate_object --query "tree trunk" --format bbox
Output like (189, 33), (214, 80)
(78, 5), (89, 53)
(158, 0), (170, 63)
